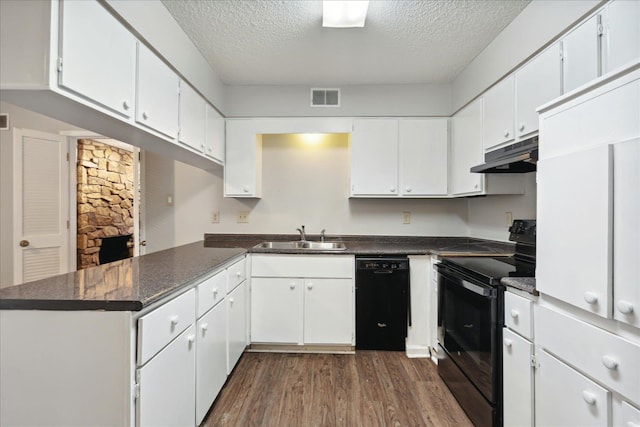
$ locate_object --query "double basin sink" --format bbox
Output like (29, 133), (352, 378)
(254, 241), (346, 251)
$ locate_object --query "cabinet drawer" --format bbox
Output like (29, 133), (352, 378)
(537, 306), (640, 403)
(536, 349), (610, 427)
(138, 289), (196, 366)
(251, 255), (353, 278)
(196, 270), (226, 317)
(227, 257), (246, 292)
(505, 291), (533, 340)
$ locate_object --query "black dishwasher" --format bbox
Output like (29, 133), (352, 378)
(355, 256), (410, 351)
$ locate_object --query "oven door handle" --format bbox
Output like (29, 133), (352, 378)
(437, 265), (495, 297)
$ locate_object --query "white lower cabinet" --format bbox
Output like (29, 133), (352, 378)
(227, 280), (248, 373)
(535, 349), (610, 427)
(137, 325), (197, 427)
(250, 255), (354, 349)
(195, 301), (227, 425)
(503, 328), (534, 427)
(304, 278), (353, 344)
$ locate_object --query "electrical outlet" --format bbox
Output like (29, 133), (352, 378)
(237, 211), (249, 223)
(211, 211), (220, 223)
(402, 211), (411, 224)
(505, 211), (513, 226)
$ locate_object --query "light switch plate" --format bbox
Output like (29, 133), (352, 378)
(211, 211), (220, 223)
(402, 211), (411, 224)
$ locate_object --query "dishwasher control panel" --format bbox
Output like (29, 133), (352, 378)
(356, 258), (409, 270)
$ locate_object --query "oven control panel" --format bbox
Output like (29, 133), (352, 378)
(509, 219), (536, 244)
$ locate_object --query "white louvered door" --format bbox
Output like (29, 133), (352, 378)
(13, 129), (69, 285)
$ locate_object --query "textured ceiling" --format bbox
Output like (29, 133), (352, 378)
(161, 0), (530, 86)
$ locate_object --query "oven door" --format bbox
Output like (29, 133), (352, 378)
(437, 263), (503, 404)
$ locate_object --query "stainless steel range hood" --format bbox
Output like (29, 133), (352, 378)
(471, 136), (538, 173)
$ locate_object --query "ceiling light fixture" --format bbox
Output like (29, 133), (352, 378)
(322, 0), (369, 28)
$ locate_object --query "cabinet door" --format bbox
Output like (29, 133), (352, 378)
(304, 279), (353, 345)
(613, 139), (640, 327)
(562, 15), (600, 93)
(603, 0), (640, 74)
(196, 303), (227, 425)
(227, 281), (247, 373)
(205, 104), (225, 162)
(250, 278), (302, 344)
(535, 350), (610, 427)
(225, 120), (261, 197)
(179, 82), (206, 152)
(483, 75), (515, 150)
(350, 119), (399, 196)
(537, 145), (612, 318)
(59, 0), (136, 117)
(136, 43), (179, 138)
(399, 119), (448, 196)
(503, 328), (533, 427)
(450, 98), (485, 196)
(138, 325), (196, 427)
(614, 401), (640, 427)
(515, 43), (561, 139)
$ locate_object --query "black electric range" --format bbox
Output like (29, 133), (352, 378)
(436, 219), (536, 427)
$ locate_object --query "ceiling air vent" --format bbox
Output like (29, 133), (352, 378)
(0, 114), (8, 130)
(311, 88), (340, 107)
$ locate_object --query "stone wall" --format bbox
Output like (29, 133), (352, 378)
(77, 140), (134, 269)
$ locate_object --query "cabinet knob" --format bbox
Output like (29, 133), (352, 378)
(581, 390), (597, 405)
(229, 297), (235, 304)
(122, 101), (130, 110)
(243, 187), (249, 193)
(601, 355), (618, 370)
(236, 272), (242, 279)
(510, 309), (519, 319)
(519, 124), (525, 132)
(474, 184), (479, 189)
(169, 315), (179, 326)
(406, 187), (412, 193)
(616, 300), (634, 314)
(504, 338), (512, 348)
(504, 130), (510, 138)
(19, 240), (29, 247)
(289, 282), (296, 290)
(187, 334), (196, 345)
(390, 187), (396, 193)
(201, 323), (208, 332)
(584, 292), (598, 305)
(307, 283), (313, 290)
(212, 288), (218, 297)
(142, 112), (149, 120)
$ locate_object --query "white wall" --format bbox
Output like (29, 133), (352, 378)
(225, 84), (451, 118)
(452, 0), (603, 112)
(103, 0), (226, 113)
(0, 102), (81, 287)
(141, 151), (176, 253)
(170, 133), (468, 240)
(467, 173), (537, 242)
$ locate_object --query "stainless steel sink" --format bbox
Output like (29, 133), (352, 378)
(253, 241), (346, 251)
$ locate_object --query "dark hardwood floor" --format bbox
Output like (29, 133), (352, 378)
(202, 351), (472, 426)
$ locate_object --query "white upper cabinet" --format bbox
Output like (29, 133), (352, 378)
(450, 98), (485, 196)
(225, 119), (262, 197)
(59, 0), (136, 118)
(350, 119), (399, 197)
(482, 75), (515, 150)
(602, 0), (640, 74)
(399, 119), (448, 196)
(205, 104), (225, 163)
(179, 81), (206, 152)
(562, 14), (600, 93)
(515, 43), (561, 139)
(135, 43), (179, 139)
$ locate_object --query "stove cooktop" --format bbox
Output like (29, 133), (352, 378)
(440, 256), (535, 287)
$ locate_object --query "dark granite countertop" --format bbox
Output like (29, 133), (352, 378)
(204, 234), (515, 257)
(1, 235), (518, 312)
(0, 242), (246, 311)
(501, 277), (538, 295)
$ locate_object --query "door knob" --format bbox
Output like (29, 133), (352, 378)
(140, 240), (147, 247)
(19, 240), (29, 247)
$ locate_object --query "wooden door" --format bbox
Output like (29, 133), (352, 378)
(13, 129), (70, 285)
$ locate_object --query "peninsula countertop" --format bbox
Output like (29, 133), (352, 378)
(1, 235), (517, 311)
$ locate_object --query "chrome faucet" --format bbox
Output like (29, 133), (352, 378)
(296, 225), (306, 241)
(320, 229), (326, 242)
